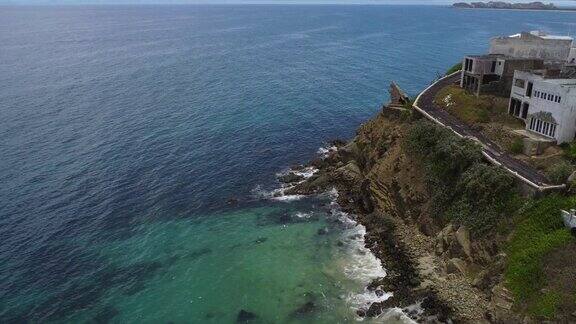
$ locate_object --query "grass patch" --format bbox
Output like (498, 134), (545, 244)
(509, 138), (524, 155)
(404, 120), (518, 235)
(445, 62), (462, 75)
(545, 160), (573, 185)
(529, 291), (561, 318)
(561, 142), (576, 162)
(434, 85), (522, 127)
(506, 195), (574, 318)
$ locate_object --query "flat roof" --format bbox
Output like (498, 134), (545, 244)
(508, 32), (573, 41)
(544, 79), (576, 86)
(466, 54), (505, 59)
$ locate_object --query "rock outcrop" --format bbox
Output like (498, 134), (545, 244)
(291, 84), (519, 322)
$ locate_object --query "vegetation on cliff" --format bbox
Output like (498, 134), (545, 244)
(404, 120), (517, 235)
(403, 119), (575, 319)
(506, 195), (575, 318)
(444, 62), (462, 76)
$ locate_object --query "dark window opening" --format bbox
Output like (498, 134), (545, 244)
(526, 82), (533, 97)
(521, 103), (529, 119)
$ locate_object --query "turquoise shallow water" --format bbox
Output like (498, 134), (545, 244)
(1, 4), (576, 323)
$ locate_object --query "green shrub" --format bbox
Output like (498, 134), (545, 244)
(405, 121), (516, 234)
(445, 62), (462, 75)
(530, 292), (561, 318)
(506, 195), (574, 313)
(546, 161), (573, 184)
(562, 142), (576, 161)
(509, 138), (524, 154)
(447, 163), (517, 234)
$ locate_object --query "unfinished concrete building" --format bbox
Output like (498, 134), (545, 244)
(490, 31), (573, 63)
(460, 54), (543, 96)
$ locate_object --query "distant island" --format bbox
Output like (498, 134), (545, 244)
(452, 1), (561, 10)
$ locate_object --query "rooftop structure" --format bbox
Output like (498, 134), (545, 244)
(490, 31), (573, 63)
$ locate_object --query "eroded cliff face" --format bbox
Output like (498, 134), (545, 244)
(286, 103), (520, 323)
(350, 109), (514, 323)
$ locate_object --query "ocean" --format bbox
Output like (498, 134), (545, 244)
(1, 4), (574, 323)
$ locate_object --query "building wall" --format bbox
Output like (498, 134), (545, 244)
(502, 59), (544, 77)
(510, 70), (576, 143)
(569, 47), (576, 64)
(490, 34), (572, 62)
(530, 81), (576, 143)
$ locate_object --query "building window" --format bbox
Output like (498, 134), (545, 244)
(529, 117), (557, 138)
(465, 58), (473, 72)
(515, 79), (525, 88)
(526, 82), (533, 97)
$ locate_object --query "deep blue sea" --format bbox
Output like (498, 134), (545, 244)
(1, 4), (575, 323)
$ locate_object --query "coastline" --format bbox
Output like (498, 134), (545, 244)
(278, 84), (520, 322)
(279, 130), (458, 321)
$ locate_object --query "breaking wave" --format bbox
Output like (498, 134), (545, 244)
(317, 144), (338, 159)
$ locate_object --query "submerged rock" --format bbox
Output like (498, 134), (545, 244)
(254, 237), (268, 244)
(256, 211), (319, 226)
(236, 309), (257, 323)
(330, 139), (347, 147)
(292, 301), (316, 316)
(317, 228), (328, 235)
(278, 173), (304, 184)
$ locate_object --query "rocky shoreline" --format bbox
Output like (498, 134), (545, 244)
(281, 139), (455, 323)
(277, 84), (522, 323)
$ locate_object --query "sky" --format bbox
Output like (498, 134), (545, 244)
(0, 0), (575, 6)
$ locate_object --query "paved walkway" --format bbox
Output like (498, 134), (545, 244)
(413, 72), (561, 190)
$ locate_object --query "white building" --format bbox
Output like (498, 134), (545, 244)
(569, 47), (576, 65)
(509, 70), (576, 143)
(490, 31), (573, 63)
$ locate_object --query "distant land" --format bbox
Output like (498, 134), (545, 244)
(452, 1), (573, 10)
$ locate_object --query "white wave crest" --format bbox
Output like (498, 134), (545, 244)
(294, 211), (313, 218)
(317, 145), (337, 159)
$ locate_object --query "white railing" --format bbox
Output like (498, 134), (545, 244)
(412, 70), (565, 192)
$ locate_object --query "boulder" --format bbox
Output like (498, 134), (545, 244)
(439, 224), (455, 246)
(338, 140), (360, 162)
(446, 258), (468, 275)
(330, 139), (347, 147)
(335, 161), (362, 182)
(454, 226), (473, 261)
(455, 226), (472, 258)
(568, 171), (576, 184)
(278, 173), (304, 184)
